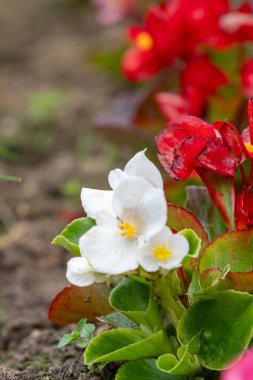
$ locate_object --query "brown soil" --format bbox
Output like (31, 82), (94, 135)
(0, 1), (130, 378)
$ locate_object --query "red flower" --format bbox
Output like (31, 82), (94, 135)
(123, 1), (253, 82)
(220, 2), (253, 44)
(241, 58), (253, 98)
(241, 99), (253, 157)
(155, 57), (227, 119)
(156, 115), (244, 181)
(122, 3), (182, 81)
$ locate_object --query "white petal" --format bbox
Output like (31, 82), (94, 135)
(66, 257), (95, 286)
(81, 188), (113, 218)
(159, 234), (189, 270)
(108, 168), (127, 190)
(138, 227), (172, 272)
(112, 177), (154, 221)
(124, 150), (163, 188)
(138, 254), (159, 272)
(80, 226), (138, 275)
(95, 210), (118, 227)
(136, 188), (167, 240)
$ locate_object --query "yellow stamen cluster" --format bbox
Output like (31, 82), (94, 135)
(153, 244), (172, 260)
(245, 142), (253, 154)
(135, 32), (154, 51)
(119, 222), (136, 239)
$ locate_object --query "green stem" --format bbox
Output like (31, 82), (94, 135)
(154, 277), (185, 328)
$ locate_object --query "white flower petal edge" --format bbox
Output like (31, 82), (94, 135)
(108, 150), (163, 190)
(66, 257), (106, 287)
(138, 227), (189, 272)
(124, 150), (163, 189)
(81, 188), (113, 218)
(79, 227), (138, 275)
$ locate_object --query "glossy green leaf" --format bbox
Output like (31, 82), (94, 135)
(199, 230), (253, 291)
(52, 217), (95, 256)
(109, 278), (163, 334)
(178, 291), (253, 370)
(185, 186), (226, 240)
(167, 204), (208, 250)
(84, 329), (170, 365)
(116, 359), (186, 380)
(157, 335), (200, 376)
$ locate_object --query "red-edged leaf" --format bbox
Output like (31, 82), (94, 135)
(167, 203), (208, 250)
(199, 230), (253, 292)
(48, 284), (112, 326)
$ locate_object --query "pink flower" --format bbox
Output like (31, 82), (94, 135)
(221, 348), (253, 380)
(92, 0), (135, 25)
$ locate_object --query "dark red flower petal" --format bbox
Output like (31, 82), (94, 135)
(215, 121), (245, 163)
(171, 136), (207, 180)
(167, 115), (216, 139)
(198, 138), (237, 176)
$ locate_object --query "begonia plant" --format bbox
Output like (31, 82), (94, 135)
(49, 100), (253, 379)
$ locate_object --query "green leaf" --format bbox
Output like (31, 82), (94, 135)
(52, 217), (96, 256)
(116, 359), (186, 380)
(157, 335), (200, 377)
(84, 329), (170, 365)
(179, 229), (201, 259)
(177, 291), (253, 370)
(199, 230), (253, 292)
(97, 312), (137, 329)
(167, 204), (208, 251)
(197, 170), (235, 230)
(185, 186), (226, 240)
(58, 333), (73, 348)
(58, 319), (95, 349)
(109, 278), (163, 334)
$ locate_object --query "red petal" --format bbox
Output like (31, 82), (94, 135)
(167, 115), (216, 138)
(198, 138), (237, 176)
(171, 136), (207, 180)
(181, 57), (227, 96)
(155, 92), (189, 120)
(122, 48), (162, 81)
(217, 121), (245, 163)
(241, 58), (253, 97)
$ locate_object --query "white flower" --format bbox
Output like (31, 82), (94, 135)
(79, 176), (167, 275)
(138, 227), (189, 272)
(108, 149), (163, 190)
(66, 256), (107, 287)
(81, 150), (163, 219)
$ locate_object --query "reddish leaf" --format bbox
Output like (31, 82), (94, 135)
(167, 203), (208, 250)
(48, 284), (112, 326)
(199, 230), (253, 291)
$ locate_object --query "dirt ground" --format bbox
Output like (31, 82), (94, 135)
(0, 1), (131, 378)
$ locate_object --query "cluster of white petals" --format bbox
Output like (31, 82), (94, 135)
(66, 150), (189, 286)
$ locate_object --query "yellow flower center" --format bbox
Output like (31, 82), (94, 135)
(119, 222), (136, 239)
(135, 32), (154, 51)
(245, 142), (253, 154)
(153, 244), (172, 260)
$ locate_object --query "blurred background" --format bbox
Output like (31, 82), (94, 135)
(0, 1), (131, 378)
